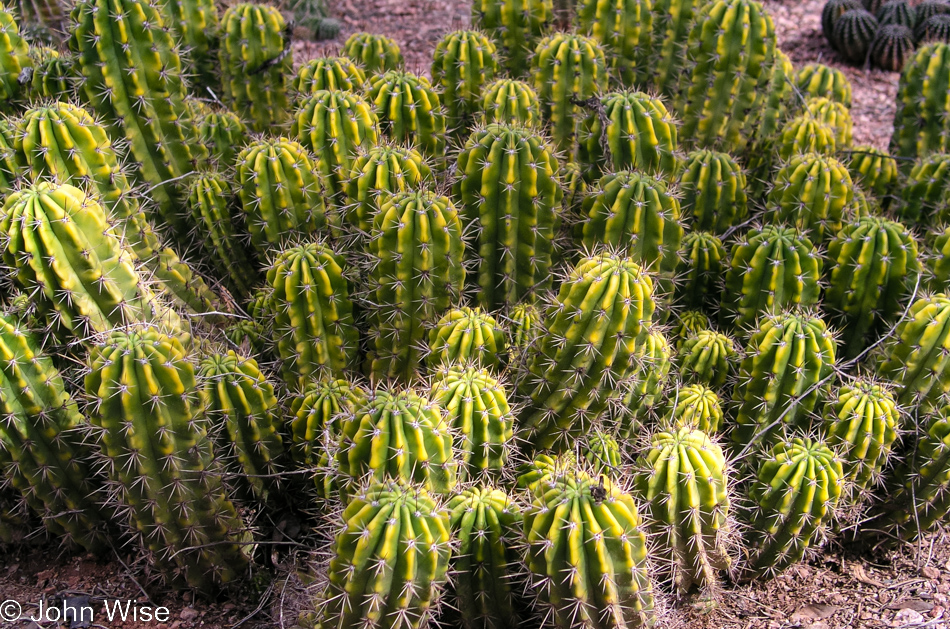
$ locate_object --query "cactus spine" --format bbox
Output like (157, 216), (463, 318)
(652, 0), (703, 94)
(289, 377), (366, 468)
(832, 9), (879, 64)
(667, 384), (724, 432)
(847, 145), (898, 199)
(899, 152), (950, 224)
(621, 328), (673, 436)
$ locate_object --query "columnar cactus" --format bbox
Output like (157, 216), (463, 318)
(666, 383), (724, 432)
(292, 89), (380, 204)
(266, 241), (359, 389)
(898, 153), (950, 224)
(368, 70), (447, 160)
(524, 471), (656, 629)
(675, 231), (726, 311)
(579, 171), (683, 301)
(0, 312), (108, 551)
(833, 9), (879, 63)
(0, 182), (180, 338)
(293, 56), (366, 95)
(197, 109), (248, 167)
(576, 0), (654, 87)
(365, 190), (466, 383)
(621, 327), (673, 435)
(928, 226), (950, 290)
(70, 0), (207, 233)
(652, 0), (704, 94)
(847, 145), (899, 199)
(198, 351), (284, 498)
(219, 3), (292, 132)
(341, 32), (403, 76)
(719, 226), (823, 332)
(678, 149), (748, 234)
(765, 152), (853, 244)
(431, 30), (499, 134)
(796, 63), (853, 107)
(430, 365), (514, 477)
(315, 481), (451, 629)
(427, 308), (505, 370)
(821, 379), (900, 491)
(445, 485), (523, 629)
(519, 252), (655, 452)
(159, 0), (219, 93)
(677, 329), (738, 389)
(891, 42), (950, 161)
(85, 328), (248, 590)
(825, 216), (922, 358)
(755, 49), (796, 147)
(675, 0), (777, 155)
(289, 377), (367, 469)
(235, 137), (327, 254)
(744, 438), (844, 577)
(453, 123), (562, 311)
(871, 24), (916, 71)
(0, 4), (29, 110)
(479, 78), (541, 127)
(876, 293), (950, 410)
(578, 91), (679, 178)
(27, 48), (75, 100)
(344, 143), (434, 233)
(777, 113), (838, 162)
(530, 32), (608, 152)
(472, 0), (552, 75)
(731, 311), (837, 448)
(634, 427), (731, 591)
(337, 388), (457, 493)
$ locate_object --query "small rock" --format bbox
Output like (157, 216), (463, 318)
(893, 608), (925, 626)
(180, 607), (199, 622)
(792, 604), (840, 622)
(924, 565), (941, 580)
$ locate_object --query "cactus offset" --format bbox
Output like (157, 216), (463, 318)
(196, 109), (248, 167)
(293, 56), (366, 95)
(678, 149), (748, 234)
(621, 328), (673, 436)
(344, 143), (434, 233)
(677, 329), (738, 390)
(427, 307), (505, 370)
(847, 145), (898, 199)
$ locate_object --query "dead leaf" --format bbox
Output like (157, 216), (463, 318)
(888, 599), (934, 613)
(851, 563), (887, 589)
(791, 604), (840, 622)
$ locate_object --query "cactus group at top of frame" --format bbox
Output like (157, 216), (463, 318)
(2, 0), (950, 627)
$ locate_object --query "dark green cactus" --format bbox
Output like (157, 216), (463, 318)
(796, 63), (853, 107)
(677, 329), (738, 389)
(368, 70), (447, 161)
(85, 328), (248, 590)
(928, 225), (950, 289)
(479, 78), (541, 127)
(847, 145), (899, 198)
(765, 152), (853, 244)
(825, 216), (922, 358)
(219, 3), (292, 132)
(454, 123), (562, 311)
(916, 13), (950, 43)
(341, 32), (404, 77)
(344, 143), (434, 233)
(576, 0), (654, 87)
(427, 307), (505, 371)
(431, 29), (499, 134)
(678, 149), (748, 235)
(731, 310), (837, 448)
(871, 24), (916, 71)
(891, 42), (950, 161)
(833, 9), (879, 64)
(293, 56), (366, 95)
(471, 0), (553, 75)
(898, 152), (950, 224)
(675, 231), (726, 311)
(196, 108), (248, 167)
(823, 0), (864, 44)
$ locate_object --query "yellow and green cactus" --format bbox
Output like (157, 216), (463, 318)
(777, 113), (838, 161)
(26, 47), (75, 100)
(677, 329), (738, 390)
(678, 149), (748, 234)
(341, 31), (403, 77)
(765, 152), (853, 244)
(796, 63), (853, 107)
(479, 77), (541, 127)
(344, 143), (434, 233)
(0, 4), (29, 110)
(806, 96), (854, 149)
(675, 231), (726, 311)
(672, 309), (712, 346)
(293, 56), (366, 95)
(666, 383), (724, 432)
(368, 70), (447, 161)
(505, 302), (541, 356)
(898, 152), (950, 224)
(576, 0), (654, 87)
(159, 0), (219, 93)
(196, 108), (248, 167)
(427, 307), (505, 370)
(472, 0), (552, 75)
(621, 327), (673, 436)
(582, 428), (623, 476)
(847, 145), (899, 199)
(652, 0), (704, 95)
(891, 42), (950, 161)
(431, 29), (499, 135)
(288, 377), (367, 469)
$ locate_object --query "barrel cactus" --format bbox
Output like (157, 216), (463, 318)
(765, 152), (853, 244)
(666, 383), (724, 432)
(777, 113), (838, 162)
(823, 0), (864, 43)
(677, 329), (738, 390)
(368, 70), (447, 160)
(877, 0), (916, 28)
(871, 24), (916, 71)
(427, 307), (505, 370)
(675, 231), (726, 311)
(917, 13), (950, 43)
(293, 56), (366, 95)
(341, 32), (403, 76)
(806, 97), (854, 148)
(796, 63), (853, 106)
(478, 78), (541, 127)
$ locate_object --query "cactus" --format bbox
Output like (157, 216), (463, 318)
(891, 42), (950, 161)
(796, 63), (853, 107)
(344, 143), (434, 233)
(806, 97), (854, 149)
(530, 32), (608, 152)
(876, 293), (950, 410)
(732, 310), (837, 448)
(847, 145), (898, 199)
(368, 70), (447, 161)
(576, 0), (653, 87)
(479, 78), (541, 127)
(928, 226), (950, 289)
(197, 109), (248, 167)
(871, 24), (916, 71)
(427, 308), (505, 371)
(823, 0), (864, 44)
(744, 438), (843, 577)
(315, 481), (451, 629)
(578, 90), (679, 178)
(266, 241), (359, 390)
(621, 327), (673, 436)
(666, 383), (724, 432)
(0, 119), (16, 195)
(0, 311), (109, 551)
(516, 451), (577, 494)
(677, 329), (738, 389)
(672, 310), (711, 345)
(431, 29), (499, 135)
(675, 231), (725, 311)
(652, 0), (704, 94)
(833, 9), (879, 63)
(506, 302), (541, 355)
(16, 0), (67, 35)
(0, 4), (29, 110)
(634, 427), (731, 592)
(70, 0), (207, 234)
(225, 318), (267, 357)
(675, 0), (777, 155)
(293, 56), (366, 95)
(454, 123), (562, 311)
(219, 3), (291, 132)
(524, 470), (657, 629)
(777, 113), (838, 162)
(915, 0), (950, 27)
(917, 13), (950, 43)
(198, 351), (283, 498)
(821, 379), (899, 491)
(292, 89), (379, 206)
(235, 137), (327, 254)
(719, 226), (823, 332)
(365, 190), (466, 383)
(898, 153), (950, 224)
(582, 428), (623, 475)
(678, 149), (748, 235)
(289, 377), (366, 470)
(519, 253), (655, 451)
(825, 216), (922, 358)
(85, 328), (248, 590)
(337, 388), (457, 493)
(765, 152), (853, 244)
(0, 181), (181, 338)
(27, 47), (75, 100)
(579, 171), (683, 302)
(341, 32), (403, 77)
(445, 485), (522, 629)
(186, 172), (259, 298)
(159, 0), (219, 93)
(877, 0), (916, 28)
(753, 47), (796, 152)
(472, 0), (553, 75)
(430, 364), (514, 477)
